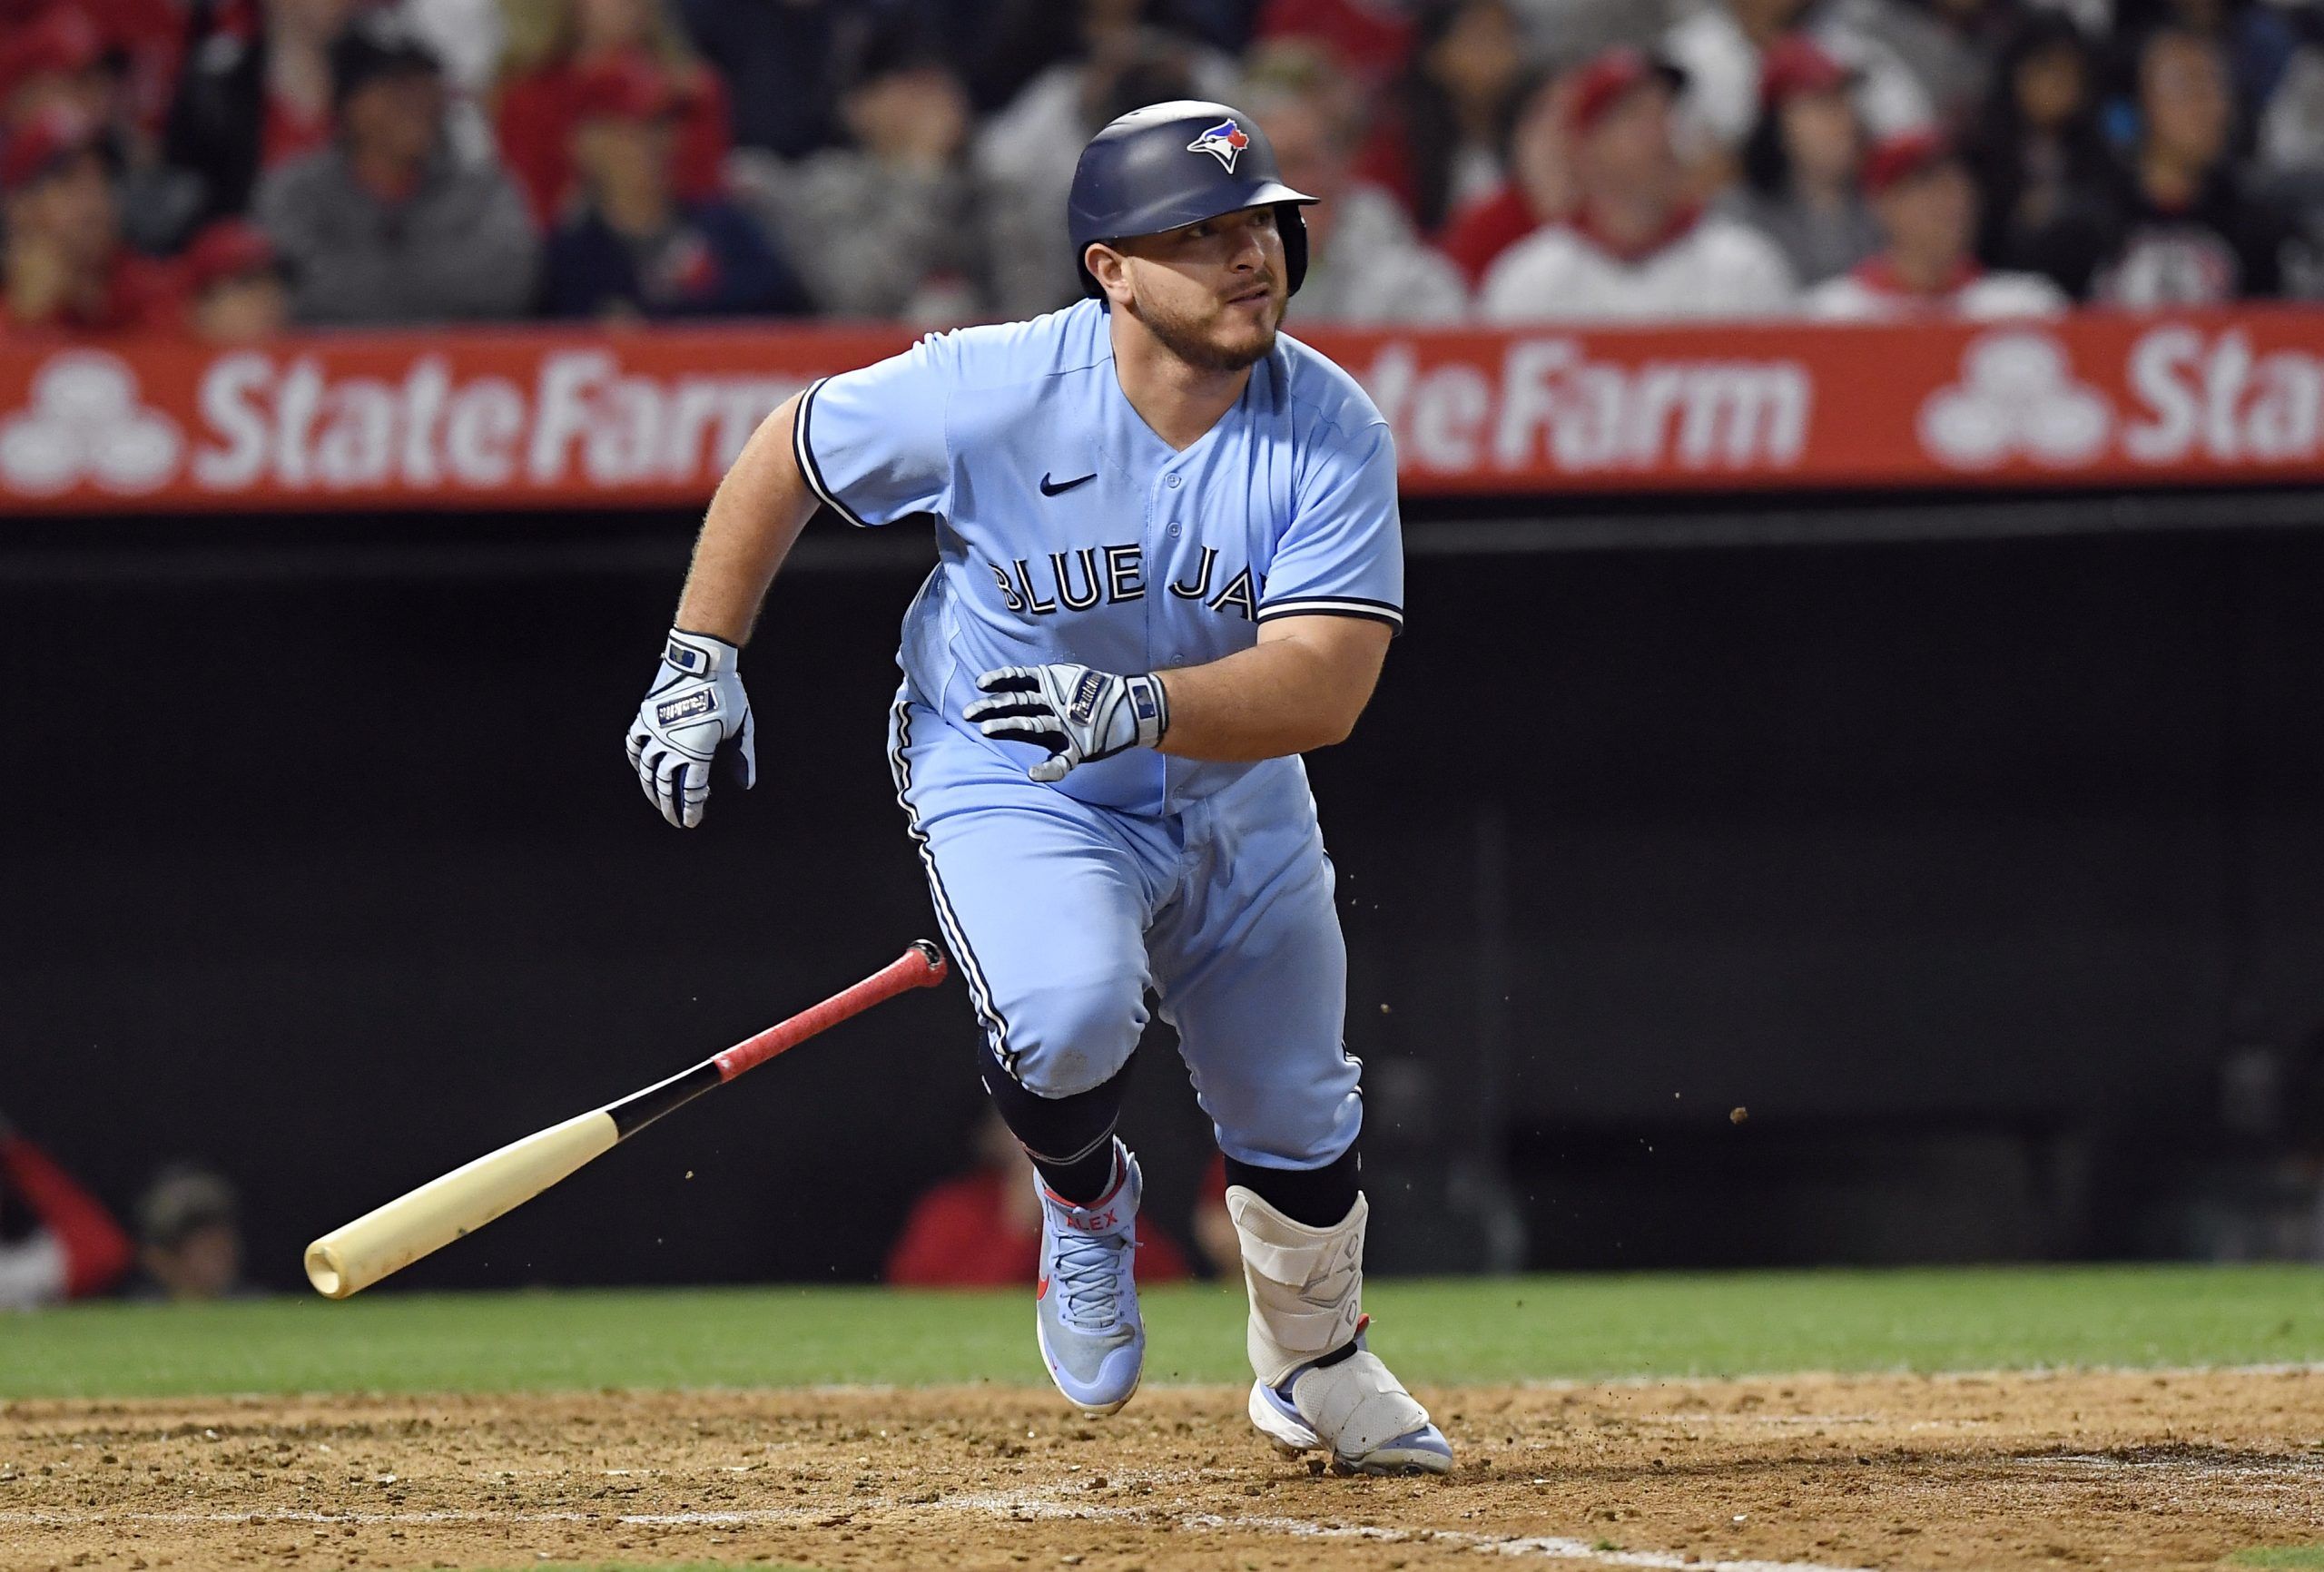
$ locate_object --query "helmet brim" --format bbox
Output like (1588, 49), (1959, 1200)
(1078, 183), (1318, 251)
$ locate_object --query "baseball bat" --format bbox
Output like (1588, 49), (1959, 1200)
(303, 940), (948, 1299)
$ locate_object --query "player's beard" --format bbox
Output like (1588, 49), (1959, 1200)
(1134, 276), (1285, 374)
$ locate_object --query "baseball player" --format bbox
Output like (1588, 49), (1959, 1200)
(625, 100), (1452, 1477)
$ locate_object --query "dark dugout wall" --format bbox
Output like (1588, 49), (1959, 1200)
(5, 506), (2321, 1288)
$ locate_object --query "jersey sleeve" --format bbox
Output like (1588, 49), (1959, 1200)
(792, 332), (958, 527)
(1259, 419), (1404, 633)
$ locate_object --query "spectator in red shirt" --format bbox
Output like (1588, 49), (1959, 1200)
(6, 5), (202, 251)
(165, 0), (355, 228)
(1435, 67), (1574, 287)
(183, 217), (290, 341)
(1805, 128), (2066, 317)
(887, 1109), (1192, 1289)
(0, 1112), (133, 1309)
(494, 0), (730, 229)
(3, 107), (184, 334)
(1479, 45), (1797, 321)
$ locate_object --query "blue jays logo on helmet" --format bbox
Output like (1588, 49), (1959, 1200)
(1069, 101), (1318, 297)
(1186, 119), (1250, 172)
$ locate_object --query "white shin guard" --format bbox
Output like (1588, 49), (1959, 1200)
(1225, 1185), (1367, 1387)
(1226, 1187), (1439, 1467)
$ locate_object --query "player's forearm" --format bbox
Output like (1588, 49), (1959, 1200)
(1155, 624), (1386, 762)
(673, 395), (820, 644)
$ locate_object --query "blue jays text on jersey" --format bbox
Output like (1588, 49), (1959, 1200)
(791, 295), (1404, 817)
(787, 296), (1396, 1165)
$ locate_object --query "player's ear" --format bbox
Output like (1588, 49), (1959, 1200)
(1085, 242), (1135, 308)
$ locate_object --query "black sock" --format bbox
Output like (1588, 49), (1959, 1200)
(1034, 1140), (1119, 1206)
(1225, 1146), (1360, 1228)
(980, 1039), (1133, 1206)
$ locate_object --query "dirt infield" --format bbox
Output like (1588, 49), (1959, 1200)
(4, 1370), (2322, 1572)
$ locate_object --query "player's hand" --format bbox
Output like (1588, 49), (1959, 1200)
(625, 629), (756, 828)
(964, 663), (1168, 784)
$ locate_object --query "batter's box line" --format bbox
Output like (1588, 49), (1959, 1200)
(940, 1486), (1876, 1572)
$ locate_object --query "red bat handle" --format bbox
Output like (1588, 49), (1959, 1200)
(712, 940), (948, 1081)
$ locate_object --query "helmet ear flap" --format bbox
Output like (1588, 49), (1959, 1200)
(1278, 203), (1308, 296)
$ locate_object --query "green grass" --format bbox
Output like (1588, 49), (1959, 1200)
(2, 1265), (2319, 1400)
(2228, 1550), (2324, 1569)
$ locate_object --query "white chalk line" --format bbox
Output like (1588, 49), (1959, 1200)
(948, 1487), (1876, 1572)
(0, 1486), (1875, 1572)
(2008, 1453), (2324, 1481)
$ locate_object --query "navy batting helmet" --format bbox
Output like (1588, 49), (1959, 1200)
(1068, 100), (1316, 300)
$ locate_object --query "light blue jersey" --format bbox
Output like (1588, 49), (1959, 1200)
(798, 299), (1396, 1169)
(794, 297), (1403, 816)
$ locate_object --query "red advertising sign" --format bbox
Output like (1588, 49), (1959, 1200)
(2, 309), (2320, 513)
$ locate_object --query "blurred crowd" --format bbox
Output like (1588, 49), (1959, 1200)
(3, 0), (2323, 341)
(1, 1110), (247, 1306)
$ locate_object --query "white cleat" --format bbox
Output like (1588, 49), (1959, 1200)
(1245, 1333), (1454, 1476)
(1248, 1375), (1323, 1456)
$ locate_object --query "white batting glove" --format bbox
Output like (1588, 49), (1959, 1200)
(626, 629), (756, 828)
(964, 663), (1169, 784)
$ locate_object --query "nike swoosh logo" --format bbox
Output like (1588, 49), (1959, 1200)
(1039, 471), (1096, 496)
(1037, 1275), (1050, 1300)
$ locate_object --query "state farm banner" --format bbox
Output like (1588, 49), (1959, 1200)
(0, 326), (917, 514)
(2, 308), (2321, 514)
(1344, 306), (2324, 494)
